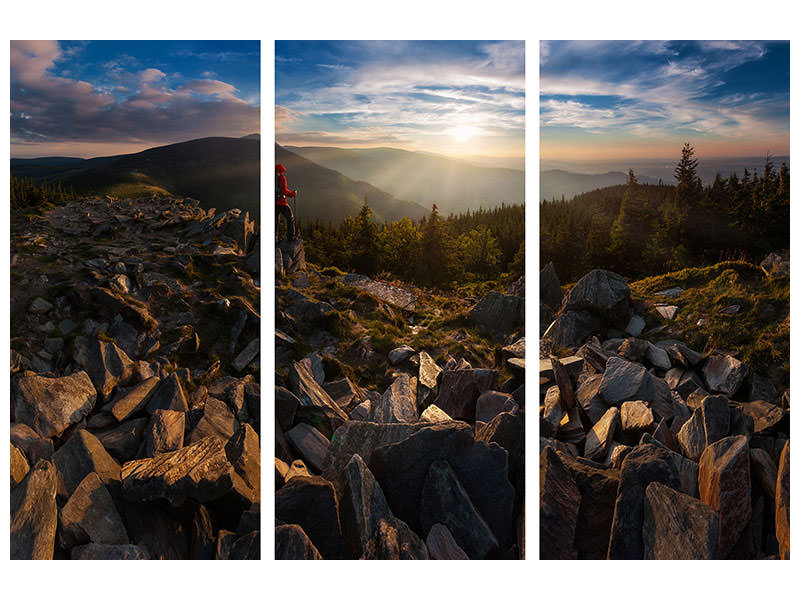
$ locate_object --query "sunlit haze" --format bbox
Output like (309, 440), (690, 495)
(275, 41), (525, 163)
(540, 40), (789, 162)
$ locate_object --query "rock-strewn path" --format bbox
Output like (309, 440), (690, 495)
(10, 195), (260, 560)
(539, 264), (789, 560)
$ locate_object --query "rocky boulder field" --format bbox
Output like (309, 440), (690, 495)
(275, 241), (525, 559)
(10, 196), (260, 560)
(539, 264), (789, 559)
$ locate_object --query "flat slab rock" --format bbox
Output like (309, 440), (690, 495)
(15, 371), (97, 438)
(121, 437), (235, 505)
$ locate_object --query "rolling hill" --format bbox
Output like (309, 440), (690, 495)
(285, 145), (524, 216)
(11, 136), (260, 219)
(540, 169), (659, 202)
(275, 144), (429, 224)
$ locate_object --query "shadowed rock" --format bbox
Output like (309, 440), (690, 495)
(703, 354), (749, 396)
(95, 417), (148, 462)
(53, 429), (121, 499)
(339, 454), (394, 559)
(540, 262), (563, 310)
(142, 410), (185, 456)
(775, 441), (789, 560)
(59, 472), (129, 549)
(643, 481), (719, 559)
(433, 368), (497, 421)
(361, 517), (428, 559)
(542, 310), (600, 349)
(71, 543), (149, 559)
(563, 269), (630, 322)
(275, 524), (322, 559)
(188, 397), (236, 444)
(15, 371), (97, 438)
(584, 407), (620, 462)
(468, 291), (523, 341)
(275, 475), (344, 559)
(426, 523), (469, 560)
(368, 373), (417, 423)
(286, 423), (329, 473)
(11, 443), (30, 487)
(420, 460), (498, 559)
(540, 447), (579, 560)
(146, 372), (189, 414)
(10, 423), (53, 466)
(598, 357), (654, 406)
(73, 336), (136, 399)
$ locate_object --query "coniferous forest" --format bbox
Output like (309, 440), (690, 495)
(298, 203), (525, 289)
(540, 144), (790, 283)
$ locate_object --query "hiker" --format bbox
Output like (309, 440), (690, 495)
(275, 163), (297, 242)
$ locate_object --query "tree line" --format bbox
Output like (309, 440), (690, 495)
(298, 203), (525, 289)
(540, 143), (789, 282)
(10, 176), (79, 213)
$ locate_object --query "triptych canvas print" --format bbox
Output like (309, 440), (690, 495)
(8, 38), (790, 562)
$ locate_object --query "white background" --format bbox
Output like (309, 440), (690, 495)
(1, 0), (797, 596)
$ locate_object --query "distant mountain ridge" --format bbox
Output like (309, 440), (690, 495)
(540, 169), (660, 202)
(285, 145), (524, 216)
(11, 137), (260, 219)
(276, 144), (429, 224)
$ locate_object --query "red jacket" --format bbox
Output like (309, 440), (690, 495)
(276, 173), (296, 206)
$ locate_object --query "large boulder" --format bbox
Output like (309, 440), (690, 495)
(540, 262), (563, 310)
(71, 543), (149, 560)
(73, 336), (135, 399)
(369, 421), (515, 550)
(53, 430), (121, 499)
(146, 372), (189, 414)
(598, 356), (654, 406)
(698, 436), (751, 558)
(15, 371), (97, 438)
(426, 523), (469, 560)
(643, 481), (719, 559)
(274, 475), (344, 559)
(275, 524), (322, 559)
(58, 473), (129, 549)
(10, 460), (58, 559)
(542, 310), (600, 349)
(419, 460), (498, 559)
(539, 447), (579, 559)
(339, 454), (395, 559)
(121, 437), (234, 505)
(433, 368), (497, 421)
(468, 292), (523, 341)
(368, 374), (417, 423)
(607, 444), (680, 559)
(563, 269), (630, 323)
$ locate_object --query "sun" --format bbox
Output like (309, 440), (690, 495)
(448, 125), (480, 142)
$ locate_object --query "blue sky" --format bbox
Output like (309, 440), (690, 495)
(540, 40), (789, 160)
(11, 40), (260, 158)
(275, 41), (525, 159)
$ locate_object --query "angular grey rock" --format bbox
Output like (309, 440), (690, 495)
(105, 376), (160, 422)
(284, 459), (311, 482)
(11, 443), (30, 488)
(563, 269), (630, 322)
(274, 475), (344, 559)
(475, 390), (515, 424)
(607, 444), (680, 559)
(339, 453), (394, 559)
(551, 356), (575, 410)
(420, 460), (498, 559)
(677, 395), (731, 462)
(59, 472), (129, 549)
(698, 435), (751, 558)
(226, 423), (260, 494)
(349, 399), (370, 421)
(321, 421), (433, 482)
(53, 429), (121, 499)
(539, 446), (579, 560)
(703, 354), (749, 396)
(643, 481), (719, 559)
(71, 543), (149, 560)
(558, 406), (585, 446)
(618, 337), (649, 362)
(541, 386), (564, 438)
(736, 399), (786, 434)
(646, 342), (672, 370)
(323, 377), (362, 410)
(73, 336), (135, 399)
(11, 460), (58, 560)
(29, 297), (54, 314)
(286, 423), (329, 473)
(288, 359), (348, 421)
(750, 448), (778, 499)
(598, 356), (654, 406)
(369, 421), (515, 551)
(775, 442), (789, 560)
(232, 338), (259, 372)
(368, 373), (417, 423)
(420, 404), (451, 423)
(426, 523), (469, 560)
(94, 417), (148, 462)
(655, 305), (678, 320)
(361, 517), (429, 559)
(121, 437), (234, 505)
(540, 261), (563, 310)
(576, 374), (607, 425)
(188, 397), (236, 444)
(275, 524), (323, 560)
(468, 291), (523, 341)
(584, 406), (620, 462)
(15, 371), (97, 438)
(142, 409), (185, 456)
(146, 372), (188, 414)
(433, 368), (497, 421)
(542, 310), (600, 349)
(625, 314), (645, 336)
(417, 351), (442, 409)
(388, 345), (416, 365)
(620, 401), (654, 434)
